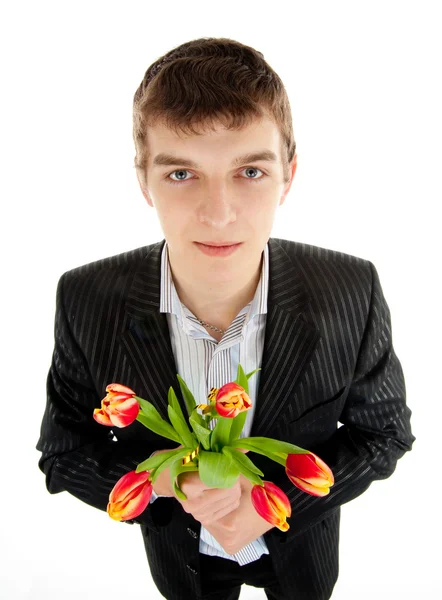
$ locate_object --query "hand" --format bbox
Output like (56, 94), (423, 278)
(150, 446), (184, 497)
(176, 447), (251, 525)
(202, 475), (275, 556)
(177, 471), (242, 525)
(151, 446), (248, 525)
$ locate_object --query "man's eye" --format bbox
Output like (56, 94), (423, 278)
(241, 167), (265, 182)
(167, 169), (194, 184)
(166, 167), (266, 185)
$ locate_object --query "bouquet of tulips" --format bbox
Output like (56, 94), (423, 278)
(93, 365), (334, 532)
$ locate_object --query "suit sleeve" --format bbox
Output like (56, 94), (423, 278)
(271, 261), (415, 538)
(36, 272), (159, 529)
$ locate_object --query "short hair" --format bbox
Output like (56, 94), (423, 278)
(133, 37), (296, 187)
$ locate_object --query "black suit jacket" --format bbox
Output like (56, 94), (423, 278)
(37, 237), (415, 600)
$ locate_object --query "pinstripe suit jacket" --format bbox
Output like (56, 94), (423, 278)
(37, 237), (415, 600)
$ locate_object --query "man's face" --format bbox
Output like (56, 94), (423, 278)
(138, 114), (297, 284)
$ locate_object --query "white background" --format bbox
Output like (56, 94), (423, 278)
(1, 1), (440, 598)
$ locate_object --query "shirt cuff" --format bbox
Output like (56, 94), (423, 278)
(149, 450), (171, 502)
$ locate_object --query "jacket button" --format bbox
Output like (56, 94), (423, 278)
(187, 527), (198, 539)
(186, 564), (198, 575)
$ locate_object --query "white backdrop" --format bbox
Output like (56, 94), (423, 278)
(1, 1), (440, 598)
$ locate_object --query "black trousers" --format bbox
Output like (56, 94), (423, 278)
(198, 552), (285, 599)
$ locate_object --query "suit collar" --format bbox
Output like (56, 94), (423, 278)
(120, 238), (319, 435)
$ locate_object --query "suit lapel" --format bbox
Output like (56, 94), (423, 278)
(119, 238), (320, 433)
(119, 240), (179, 422)
(251, 239), (320, 437)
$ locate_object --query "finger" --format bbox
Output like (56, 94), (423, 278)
(201, 498), (241, 525)
(202, 485), (241, 504)
(211, 499), (241, 521)
(185, 490), (240, 521)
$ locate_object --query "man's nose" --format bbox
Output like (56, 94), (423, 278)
(197, 183), (236, 228)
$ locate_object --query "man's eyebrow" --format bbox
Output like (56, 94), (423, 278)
(152, 150), (278, 169)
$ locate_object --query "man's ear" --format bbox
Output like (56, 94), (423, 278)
(279, 154), (297, 206)
(136, 168), (154, 208)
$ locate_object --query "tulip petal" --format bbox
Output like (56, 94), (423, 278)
(286, 453), (334, 484)
(106, 383), (136, 395)
(216, 382), (245, 399)
(108, 397), (140, 427)
(286, 452), (334, 497)
(109, 470), (150, 502)
(262, 481), (292, 518)
(251, 481), (291, 532)
(215, 382), (251, 418)
(108, 484), (152, 520)
(93, 408), (113, 426)
(216, 403), (239, 418)
(108, 470), (153, 521)
(312, 454), (334, 484)
(286, 475), (331, 497)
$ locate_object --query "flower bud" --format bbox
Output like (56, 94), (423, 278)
(93, 383), (139, 428)
(107, 470), (152, 521)
(285, 452), (334, 497)
(215, 382), (252, 418)
(251, 480), (291, 531)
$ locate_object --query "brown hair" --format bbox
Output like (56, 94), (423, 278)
(133, 37), (296, 187)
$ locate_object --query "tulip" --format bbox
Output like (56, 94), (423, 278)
(107, 470), (153, 521)
(285, 452), (334, 497)
(93, 383), (139, 428)
(251, 481), (292, 532)
(215, 382), (252, 418)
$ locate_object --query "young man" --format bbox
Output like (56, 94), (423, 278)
(37, 38), (415, 600)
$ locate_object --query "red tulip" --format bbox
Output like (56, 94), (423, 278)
(215, 382), (252, 418)
(107, 470), (153, 521)
(93, 383), (139, 428)
(285, 452), (334, 497)
(251, 480), (292, 532)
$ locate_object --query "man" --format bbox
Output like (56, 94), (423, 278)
(37, 37), (415, 600)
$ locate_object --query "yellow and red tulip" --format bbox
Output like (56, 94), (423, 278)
(251, 480), (292, 532)
(93, 383), (139, 428)
(285, 452), (334, 497)
(107, 470), (153, 521)
(215, 382), (252, 418)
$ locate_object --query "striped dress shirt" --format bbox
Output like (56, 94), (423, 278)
(149, 241), (271, 565)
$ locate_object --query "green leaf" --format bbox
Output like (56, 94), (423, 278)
(135, 447), (184, 473)
(198, 449), (240, 488)
(228, 365), (262, 443)
(245, 367), (261, 380)
(235, 364), (249, 394)
(167, 404), (195, 448)
(222, 447), (264, 486)
(189, 411), (212, 450)
(239, 436), (311, 455)
(232, 436), (310, 467)
(147, 446), (196, 485)
(135, 410), (181, 444)
(167, 387), (196, 444)
(222, 446), (264, 476)
(170, 460), (200, 501)
(228, 410), (248, 444)
(176, 374), (197, 418)
(210, 417), (233, 451)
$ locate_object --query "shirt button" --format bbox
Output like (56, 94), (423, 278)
(187, 527), (199, 539)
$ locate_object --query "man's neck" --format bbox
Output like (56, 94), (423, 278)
(169, 256), (263, 333)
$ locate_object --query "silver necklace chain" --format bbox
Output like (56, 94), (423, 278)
(196, 318), (226, 334)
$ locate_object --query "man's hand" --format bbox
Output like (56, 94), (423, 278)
(177, 471), (242, 524)
(151, 447), (253, 527)
(202, 475), (276, 555)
